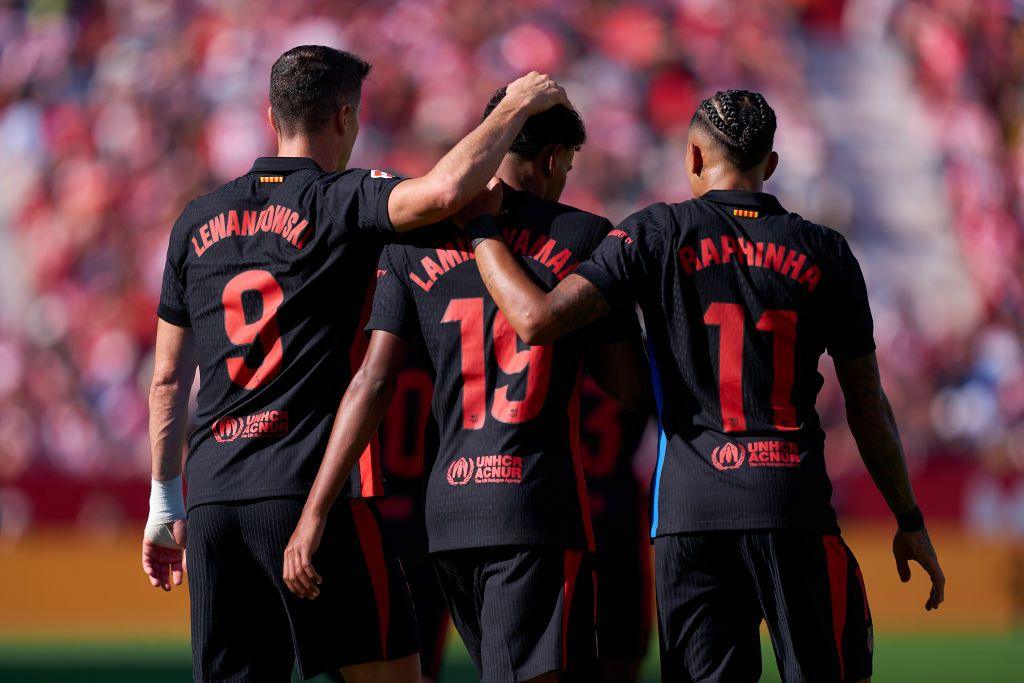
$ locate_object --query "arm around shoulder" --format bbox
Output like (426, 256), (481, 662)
(476, 239), (610, 345)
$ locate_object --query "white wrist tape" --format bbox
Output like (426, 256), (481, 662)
(147, 475), (186, 526)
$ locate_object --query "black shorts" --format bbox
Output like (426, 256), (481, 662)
(381, 509), (450, 680)
(187, 497), (418, 681)
(655, 531), (872, 683)
(432, 546), (597, 682)
(593, 530), (653, 661)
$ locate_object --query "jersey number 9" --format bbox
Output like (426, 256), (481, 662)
(222, 269), (285, 390)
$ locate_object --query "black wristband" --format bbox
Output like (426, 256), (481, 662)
(896, 506), (925, 532)
(466, 214), (502, 248)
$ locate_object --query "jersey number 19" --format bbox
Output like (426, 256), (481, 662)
(442, 297), (552, 430)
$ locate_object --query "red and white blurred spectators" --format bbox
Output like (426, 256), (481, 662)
(0, 0), (1019, 531)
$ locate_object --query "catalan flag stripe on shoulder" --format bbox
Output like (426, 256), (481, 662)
(732, 208), (759, 218)
(260, 176), (284, 183)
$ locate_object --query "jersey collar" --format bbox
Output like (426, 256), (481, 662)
(701, 190), (786, 214)
(248, 157), (323, 174)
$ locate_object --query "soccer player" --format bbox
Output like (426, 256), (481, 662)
(141, 44), (568, 682)
(376, 348), (451, 683)
(282, 90), (651, 682)
(463, 90), (947, 682)
(577, 378), (653, 683)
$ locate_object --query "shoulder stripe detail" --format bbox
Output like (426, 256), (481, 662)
(732, 208), (759, 218)
(259, 176), (284, 183)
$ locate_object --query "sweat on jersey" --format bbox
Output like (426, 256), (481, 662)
(366, 190), (640, 553)
(157, 157), (402, 510)
(574, 190), (875, 537)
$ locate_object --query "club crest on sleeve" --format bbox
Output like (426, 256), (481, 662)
(370, 170), (395, 179)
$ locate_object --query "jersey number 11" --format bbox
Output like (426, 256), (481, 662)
(704, 302), (798, 433)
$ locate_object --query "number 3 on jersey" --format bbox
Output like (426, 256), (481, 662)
(222, 269), (284, 390)
(442, 297), (552, 430)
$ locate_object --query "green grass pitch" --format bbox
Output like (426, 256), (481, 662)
(0, 632), (1020, 681)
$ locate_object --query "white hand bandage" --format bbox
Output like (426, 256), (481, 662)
(146, 475), (185, 527)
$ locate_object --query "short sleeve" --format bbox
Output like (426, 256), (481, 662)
(825, 236), (875, 359)
(157, 228), (190, 327)
(321, 169), (405, 235)
(574, 213), (649, 307)
(365, 246), (418, 339)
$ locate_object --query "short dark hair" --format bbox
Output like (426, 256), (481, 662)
(690, 90), (777, 170)
(482, 87), (586, 160)
(269, 45), (371, 136)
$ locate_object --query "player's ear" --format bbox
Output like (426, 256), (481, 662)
(688, 142), (704, 177)
(763, 150), (779, 182)
(541, 144), (561, 178)
(267, 106), (279, 137)
(336, 104), (353, 136)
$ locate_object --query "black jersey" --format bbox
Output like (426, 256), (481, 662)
(575, 190), (875, 537)
(373, 345), (450, 682)
(157, 157), (403, 510)
(376, 343), (437, 514)
(578, 376), (650, 544)
(367, 190), (638, 552)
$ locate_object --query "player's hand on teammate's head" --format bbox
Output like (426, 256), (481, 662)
(503, 71), (571, 115)
(893, 527), (945, 611)
(453, 177), (504, 228)
(283, 512), (325, 600)
(142, 519), (186, 592)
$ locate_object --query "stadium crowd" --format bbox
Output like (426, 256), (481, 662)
(0, 0), (1020, 528)
(888, 0), (1024, 468)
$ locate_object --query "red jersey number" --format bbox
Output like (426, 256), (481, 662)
(703, 303), (798, 432)
(222, 270), (285, 390)
(442, 297), (552, 430)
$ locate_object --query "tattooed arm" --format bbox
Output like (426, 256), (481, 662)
(835, 352), (945, 611)
(473, 237), (610, 345)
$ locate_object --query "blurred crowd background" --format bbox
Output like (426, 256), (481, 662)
(0, 0), (1022, 545)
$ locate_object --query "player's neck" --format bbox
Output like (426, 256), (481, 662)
(275, 138), (341, 173)
(699, 167), (765, 194)
(496, 157), (547, 200)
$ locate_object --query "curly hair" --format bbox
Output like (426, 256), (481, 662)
(482, 87), (586, 160)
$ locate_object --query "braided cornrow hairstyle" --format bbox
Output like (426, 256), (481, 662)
(691, 89), (777, 170)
